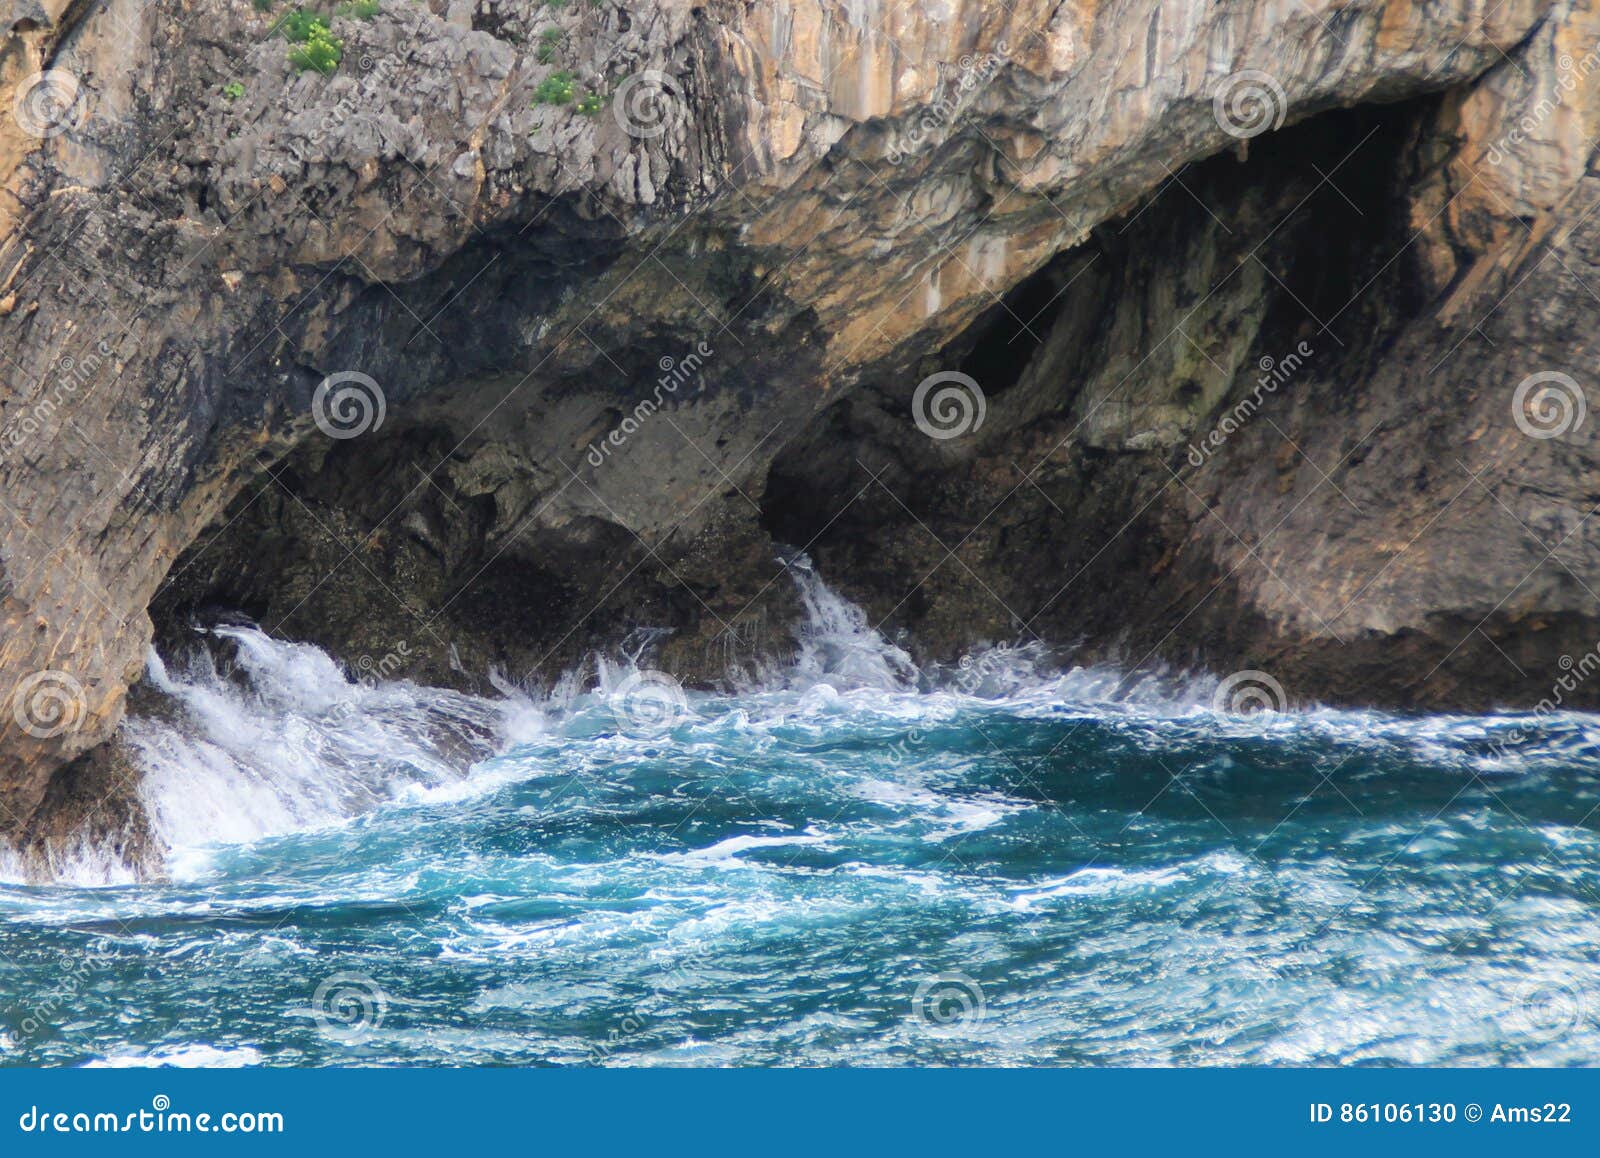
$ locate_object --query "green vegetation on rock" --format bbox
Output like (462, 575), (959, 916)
(277, 8), (344, 74)
(532, 70), (576, 105)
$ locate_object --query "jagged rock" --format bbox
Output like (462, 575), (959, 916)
(0, 0), (1597, 865)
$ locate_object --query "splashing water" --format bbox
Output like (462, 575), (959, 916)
(3, 565), (1600, 1066)
(124, 626), (540, 865)
(784, 554), (917, 690)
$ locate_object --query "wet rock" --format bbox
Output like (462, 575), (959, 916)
(0, 0), (1596, 865)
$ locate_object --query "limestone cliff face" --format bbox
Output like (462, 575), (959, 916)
(0, 0), (1596, 865)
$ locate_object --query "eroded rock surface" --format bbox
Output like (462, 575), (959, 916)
(1, 0), (1598, 867)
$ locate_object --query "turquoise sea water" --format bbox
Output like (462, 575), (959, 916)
(3, 571), (1599, 1068)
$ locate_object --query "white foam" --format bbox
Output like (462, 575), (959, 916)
(1006, 864), (1187, 908)
(84, 1044), (264, 1069)
(123, 628), (511, 871)
(776, 554), (916, 691)
(852, 777), (1023, 841)
(671, 832), (832, 865)
(15, 555), (1599, 888)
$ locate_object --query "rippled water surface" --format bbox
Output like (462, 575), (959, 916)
(3, 571), (1599, 1067)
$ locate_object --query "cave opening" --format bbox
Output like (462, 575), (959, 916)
(156, 92), (1454, 707)
(759, 93), (1449, 654)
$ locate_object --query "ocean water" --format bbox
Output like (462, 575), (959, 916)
(3, 564), (1600, 1067)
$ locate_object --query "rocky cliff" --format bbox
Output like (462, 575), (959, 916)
(2, 0), (1598, 871)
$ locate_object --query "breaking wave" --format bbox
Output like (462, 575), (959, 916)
(3, 558), (1600, 1066)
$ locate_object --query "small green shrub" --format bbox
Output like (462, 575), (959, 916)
(537, 27), (564, 63)
(288, 26), (343, 72)
(575, 90), (602, 115)
(277, 8), (344, 73)
(288, 37), (341, 73)
(532, 70), (575, 105)
(339, 0), (380, 19)
(223, 81), (247, 100)
(275, 8), (328, 40)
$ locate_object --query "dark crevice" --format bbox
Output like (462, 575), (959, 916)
(951, 263), (1073, 399)
(759, 93), (1452, 675)
(153, 91), (1521, 719)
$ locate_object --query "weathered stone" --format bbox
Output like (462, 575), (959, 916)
(1, 0), (1597, 872)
